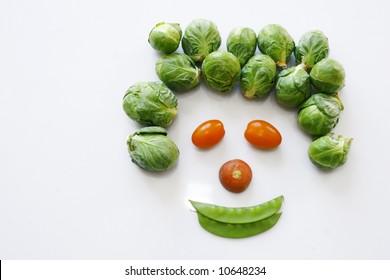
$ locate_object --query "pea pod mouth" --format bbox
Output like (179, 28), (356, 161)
(197, 211), (283, 239)
(189, 195), (284, 224)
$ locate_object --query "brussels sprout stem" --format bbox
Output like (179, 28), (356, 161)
(168, 107), (178, 116)
(276, 61), (287, 68)
(244, 88), (257, 99)
(333, 93), (344, 110)
(298, 62), (308, 72)
(344, 136), (353, 147)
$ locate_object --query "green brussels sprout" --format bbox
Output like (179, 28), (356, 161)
(295, 30), (329, 69)
(226, 27), (257, 67)
(257, 24), (295, 68)
(155, 53), (201, 92)
(181, 19), (221, 62)
(201, 50), (241, 93)
(310, 58), (345, 94)
(148, 22), (182, 54)
(275, 64), (312, 107)
(240, 54), (276, 98)
(308, 134), (352, 170)
(122, 82), (178, 127)
(127, 126), (180, 172)
(298, 93), (343, 136)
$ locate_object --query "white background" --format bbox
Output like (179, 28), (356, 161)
(1, 0), (389, 259)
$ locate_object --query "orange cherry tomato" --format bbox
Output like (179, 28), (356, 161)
(192, 120), (225, 149)
(219, 159), (252, 193)
(244, 120), (282, 149)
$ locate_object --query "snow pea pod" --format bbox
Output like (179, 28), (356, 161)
(197, 212), (282, 238)
(189, 195), (283, 224)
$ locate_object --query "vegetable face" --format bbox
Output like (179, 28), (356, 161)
(201, 50), (241, 93)
(190, 195), (284, 238)
(295, 30), (329, 69)
(155, 53), (201, 92)
(244, 120), (282, 149)
(127, 126), (180, 172)
(276, 64), (312, 107)
(310, 58), (345, 94)
(181, 19), (221, 62)
(298, 93), (344, 136)
(219, 159), (252, 193)
(226, 27), (257, 67)
(240, 54), (276, 98)
(122, 82), (178, 128)
(308, 134), (352, 169)
(257, 24), (295, 68)
(148, 22), (182, 54)
(191, 120), (225, 149)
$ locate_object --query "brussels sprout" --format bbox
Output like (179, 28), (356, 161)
(257, 24), (295, 68)
(298, 93), (343, 136)
(182, 19), (221, 62)
(127, 126), (180, 172)
(201, 50), (241, 93)
(148, 22), (182, 54)
(308, 134), (352, 170)
(240, 54), (276, 98)
(226, 27), (257, 67)
(295, 30), (329, 69)
(310, 58), (345, 94)
(122, 82), (178, 127)
(275, 64), (312, 107)
(155, 53), (201, 92)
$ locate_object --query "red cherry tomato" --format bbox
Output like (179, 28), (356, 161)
(192, 120), (225, 149)
(244, 120), (282, 149)
(219, 159), (252, 193)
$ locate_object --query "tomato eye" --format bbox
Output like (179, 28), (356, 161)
(192, 120), (225, 149)
(244, 120), (282, 149)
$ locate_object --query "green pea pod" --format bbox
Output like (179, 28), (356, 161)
(189, 195), (283, 224)
(197, 212), (282, 238)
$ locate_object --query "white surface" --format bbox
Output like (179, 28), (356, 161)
(1, 0), (389, 259)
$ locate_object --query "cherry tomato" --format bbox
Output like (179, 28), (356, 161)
(244, 120), (282, 149)
(219, 159), (252, 193)
(192, 119), (225, 149)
